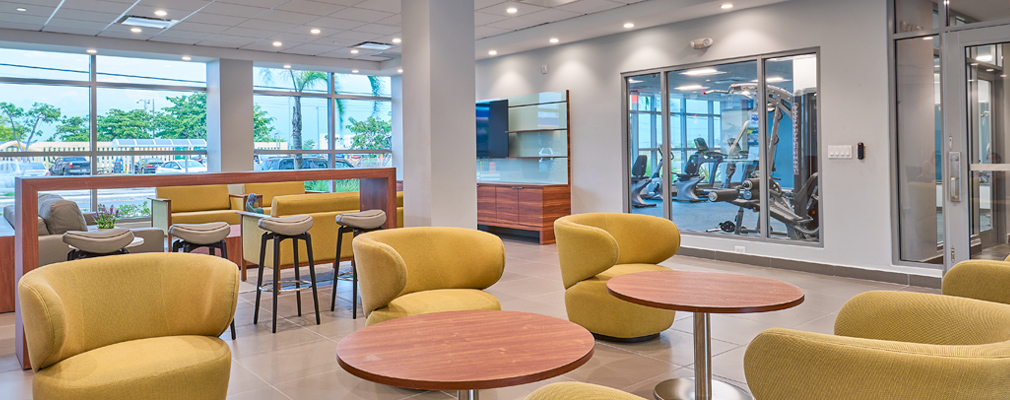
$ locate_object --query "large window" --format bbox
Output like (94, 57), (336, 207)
(626, 51), (820, 243)
(0, 48), (208, 218)
(253, 68), (392, 192)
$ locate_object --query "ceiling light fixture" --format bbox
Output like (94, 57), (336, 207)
(922, 36), (933, 40)
(182, 56), (192, 61)
(16, 7), (26, 12)
(397, 68), (403, 73)
(283, 64), (291, 69)
(488, 50), (498, 55)
(680, 68), (724, 76)
(131, 27), (142, 33)
(352, 41), (393, 50)
(623, 22), (634, 28)
(549, 38), (559, 44)
(675, 84), (707, 91)
(86, 49), (97, 54)
(352, 69), (359, 73)
(721, 3), (734, 9)
(977, 55), (993, 62)
(154, 10), (167, 16)
(350, 49), (359, 54)
(506, 7), (518, 13)
(310, 28), (321, 34)
(987, 68), (995, 72)
(392, 37), (401, 44)
(119, 15), (177, 29)
(273, 41), (282, 47)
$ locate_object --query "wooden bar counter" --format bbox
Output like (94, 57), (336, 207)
(13, 168), (397, 369)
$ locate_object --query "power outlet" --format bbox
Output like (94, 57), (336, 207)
(733, 246), (746, 253)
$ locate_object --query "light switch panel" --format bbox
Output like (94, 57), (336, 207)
(828, 145), (853, 159)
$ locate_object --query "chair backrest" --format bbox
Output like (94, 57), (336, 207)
(943, 260), (1010, 306)
(271, 192), (359, 216)
(631, 155), (647, 177)
(555, 213), (680, 288)
(156, 184), (230, 212)
(243, 181), (306, 206)
(18, 253), (239, 371)
(352, 227), (505, 315)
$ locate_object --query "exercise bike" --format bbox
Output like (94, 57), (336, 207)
(639, 138), (725, 202)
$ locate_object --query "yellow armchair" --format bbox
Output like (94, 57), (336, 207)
(554, 213), (681, 341)
(152, 184), (242, 235)
(526, 382), (646, 400)
(744, 291), (1010, 400)
(18, 253), (239, 400)
(352, 227), (505, 325)
(943, 259), (1010, 305)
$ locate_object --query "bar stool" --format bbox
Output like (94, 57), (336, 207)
(63, 229), (136, 261)
(331, 209), (386, 318)
(169, 222), (237, 340)
(253, 215), (320, 333)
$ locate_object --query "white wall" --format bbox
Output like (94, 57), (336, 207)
(475, 0), (920, 274)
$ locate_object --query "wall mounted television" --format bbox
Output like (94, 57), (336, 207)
(476, 100), (509, 159)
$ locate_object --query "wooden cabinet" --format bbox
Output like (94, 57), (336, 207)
(477, 183), (571, 244)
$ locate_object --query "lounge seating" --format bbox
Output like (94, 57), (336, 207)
(526, 382), (646, 400)
(151, 184), (242, 235)
(352, 227), (505, 325)
(236, 181), (314, 215)
(554, 213), (680, 341)
(744, 291), (1010, 399)
(18, 253), (239, 400)
(942, 259), (1010, 305)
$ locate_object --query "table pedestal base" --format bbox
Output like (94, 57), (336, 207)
(458, 389), (478, 400)
(654, 378), (752, 400)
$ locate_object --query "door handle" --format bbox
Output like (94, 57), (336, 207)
(950, 152), (961, 202)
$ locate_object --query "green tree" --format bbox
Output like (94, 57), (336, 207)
(260, 69), (328, 166)
(97, 109), (157, 140)
(157, 93), (206, 139)
(0, 102), (61, 150)
(55, 115), (89, 142)
(253, 105), (279, 143)
(347, 116), (391, 149)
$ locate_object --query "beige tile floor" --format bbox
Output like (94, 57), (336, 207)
(0, 238), (940, 399)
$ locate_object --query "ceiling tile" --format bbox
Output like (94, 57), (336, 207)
(4, 0), (59, 6)
(330, 29), (378, 41)
(0, 2), (55, 17)
(169, 21), (232, 34)
(353, 54), (389, 61)
(312, 16), (366, 30)
(183, 12), (247, 26)
(353, 0), (397, 13)
(474, 11), (507, 26)
(60, 0), (131, 13)
(474, 25), (508, 38)
(222, 26), (274, 38)
(351, 23), (396, 35)
(486, 14), (544, 31)
(142, 0), (212, 13)
(556, 0), (623, 14)
(217, 0), (288, 9)
(45, 17), (109, 30)
(523, 8), (580, 24)
(50, 8), (121, 24)
(0, 12), (48, 25)
(329, 6), (391, 23)
(375, 13), (398, 25)
(270, 31), (317, 42)
(237, 18), (297, 31)
(200, 2), (270, 19)
(196, 34), (259, 47)
(42, 25), (102, 35)
(150, 30), (212, 40)
(478, 1), (545, 17)
(287, 43), (334, 55)
(275, 0), (345, 16)
(240, 40), (285, 51)
(256, 9), (320, 24)
(0, 21), (43, 30)
(101, 23), (160, 38)
(126, 6), (200, 19)
(474, 0), (506, 9)
(310, 0), (364, 6)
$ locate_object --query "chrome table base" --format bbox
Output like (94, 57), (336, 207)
(654, 378), (752, 400)
(458, 389), (478, 400)
(653, 312), (753, 400)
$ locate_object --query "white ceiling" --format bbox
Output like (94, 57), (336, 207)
(0, 0), (648, 61)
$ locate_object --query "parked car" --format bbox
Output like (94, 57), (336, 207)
(155, 160), (207, 174)
(134, 158), (165, 174)
(50, 157), (90, 176)
(261, 157), (354, 170)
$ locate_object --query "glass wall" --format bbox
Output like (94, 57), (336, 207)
(625, 51), (820, 243)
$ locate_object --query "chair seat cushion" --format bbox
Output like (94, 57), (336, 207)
(62, 229), (135, 254)
(526, 382), (647, 400)
(33, 335), (231, 400)
(336, 209), (386, 230)
(169, 222), (230, 245)
(366, 289), (501, 325)
(566, 263), (676, 339)
(259, 215), (313, 236)
(171, 210), (241, 226)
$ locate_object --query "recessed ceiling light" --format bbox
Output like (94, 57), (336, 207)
(350, 49), (359, 54)
(1002, 75), (1007, 78)
(987, 68), (995, 72)
(922, 36), (933, 40)
(130, 27), (142, 33)
(721, 3), (734, 9)
(680, 68), (724, 76)
(86, 49), (97, 54)
(310, 28), (321, 34)
(506, 7), (518, 14)
(272, 41), (282, 47)
(15, 7), (26, 12)
(119, 15), (176, 29)
(549, 38), (559, 44)
(392, 37), (401, 44)
(488, 50), (498, 55)
(971, 62), (979, 66)
(283, 64), (291, 69)
(154, 10), (167, 17)
(397, 68), (403, 73)
(181, 56), (191, 61)
(623, 22), (634, 28)
(977, 55), (993, 62)
(352, 69), (359, 73)
(675, 84), (707, 91)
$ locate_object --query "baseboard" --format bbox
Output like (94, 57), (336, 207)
(677, 247), (942, 289)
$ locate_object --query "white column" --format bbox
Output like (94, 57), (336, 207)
(401, 0), (477, 228)
(391, 75), (404, 181)
(207, 59), (254, 172)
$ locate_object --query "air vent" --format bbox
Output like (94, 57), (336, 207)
(119, 15), (177, 29)
(352, 41), (394, 51)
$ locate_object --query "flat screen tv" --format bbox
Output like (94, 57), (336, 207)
(476, 100), (509, 158)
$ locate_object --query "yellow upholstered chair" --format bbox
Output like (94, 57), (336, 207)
(943, 259), (1010, 305)
(744, 291), (1010, 400)
(352, 227), (505, 325)
(526, 382), (646, 400)
(554, 213), (680, 341)
(18, 253), (239, 400)
(152, 184), (242, 235)
(237, 181), (310, 215)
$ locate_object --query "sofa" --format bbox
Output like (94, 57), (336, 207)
(240, 191), (404, 271)
(236, 181), (315, 215)
(151, 184), (242, 235)
(3, 194), (163, 266)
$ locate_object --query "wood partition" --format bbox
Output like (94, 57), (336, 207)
(13, 168), (397, 369)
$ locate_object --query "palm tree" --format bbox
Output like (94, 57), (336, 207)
(260, 69), (327, 167)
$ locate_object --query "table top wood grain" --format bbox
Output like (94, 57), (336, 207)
(336, 310), (595, 390)
(607, 270), (805, 314)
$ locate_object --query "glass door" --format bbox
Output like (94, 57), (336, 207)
(944, 25), (1010, 270)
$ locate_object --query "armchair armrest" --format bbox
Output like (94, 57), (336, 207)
(352, 235), (408, 316)
(149, 198), (171, 235)
(835, 291), (1010, 345)
(305, 190), (325, 194)
(229, 193), (248, 211)
(554, 218), (619, 289)
(745, 328), (1010, 400)
(239, 211), (270, 265)
(943, 260), (1010, 306)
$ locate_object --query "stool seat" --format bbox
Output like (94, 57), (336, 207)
(169, 222), (230, 245)
(259, 215), (313, 236)
(336, 210), (386, 230)
(63, 229), (135, 254)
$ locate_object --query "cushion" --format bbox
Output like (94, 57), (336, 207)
(38, 195), (87, 235)
(565, 263), (676, 338)
(526, 383), (647, 400)
(169, 222), (230, 245)
(32, 335), (231, 400)
(1, 205), (44, 235)
(259, 215), (313, 236)
(156, 185), (230, 213)
(271, 192), (359, 216)
(169, 210), (242, 226)
(366, 289), (501, 325)
(335, 209), (386, 230)
(62, 229), (135, 254)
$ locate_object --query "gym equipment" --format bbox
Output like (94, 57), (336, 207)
(630, 155), (657, 208)
(674, 138), (724, 202)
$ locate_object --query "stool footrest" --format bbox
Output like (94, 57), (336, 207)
(260, 279), (314, 293)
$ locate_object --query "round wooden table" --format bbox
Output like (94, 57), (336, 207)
(336, 310), (595, 400)
(607, 270), (804, 400)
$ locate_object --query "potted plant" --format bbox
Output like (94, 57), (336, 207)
(93, 204), (120, 230)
